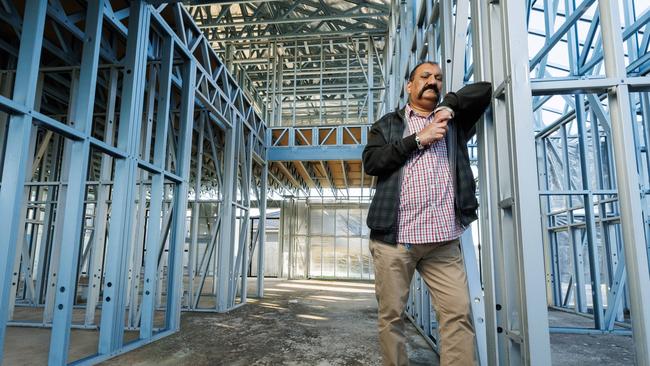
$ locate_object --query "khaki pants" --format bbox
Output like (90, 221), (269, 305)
(370, 238), (476, 366)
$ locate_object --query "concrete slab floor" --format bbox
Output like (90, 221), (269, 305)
(4, 326), (140, 365)
(102, 279), (437, 366)
(3, 279), (636, 365)
(4, 305), (165, 364)
(548, 309), (635, 365)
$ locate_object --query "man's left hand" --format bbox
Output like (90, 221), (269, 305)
(433, 108), (453, 122)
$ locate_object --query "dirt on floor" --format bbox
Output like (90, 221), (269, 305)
(101, 279), (438, 366)
(4, 279), (637, 365)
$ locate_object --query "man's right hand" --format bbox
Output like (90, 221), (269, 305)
(416, 114), (451, 146)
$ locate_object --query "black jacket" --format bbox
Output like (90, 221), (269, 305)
(362, 82), (492, 244)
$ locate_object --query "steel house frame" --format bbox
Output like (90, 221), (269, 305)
(0, 1), (267, 364)
(1, 0), (649, 365)
(382, 0), (650, 365)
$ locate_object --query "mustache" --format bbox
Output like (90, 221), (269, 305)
(418, 84), (439, 98)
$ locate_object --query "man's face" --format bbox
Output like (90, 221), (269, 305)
(406, 63), (443, 106)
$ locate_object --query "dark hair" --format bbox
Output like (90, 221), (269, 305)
(408, 61), (440, 81)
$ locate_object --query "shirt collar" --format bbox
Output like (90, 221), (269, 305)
(406, 103), (435, 119)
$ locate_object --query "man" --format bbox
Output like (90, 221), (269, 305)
(362, 61), (492, 366)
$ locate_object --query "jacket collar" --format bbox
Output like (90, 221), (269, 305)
(396, 106), (406, 122)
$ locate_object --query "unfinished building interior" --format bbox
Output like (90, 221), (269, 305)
(0, 0), (649, 365)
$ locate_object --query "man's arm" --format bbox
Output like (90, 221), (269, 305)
(437, 81), (492, 136)
(362, 121), (418, 177)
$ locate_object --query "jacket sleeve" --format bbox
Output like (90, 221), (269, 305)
(438, 81), (492, 137)
(362, 120), (418, 177)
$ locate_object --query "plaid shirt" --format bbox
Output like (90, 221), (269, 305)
(397, 105), (465, 244)
(363, 82), (492, 245)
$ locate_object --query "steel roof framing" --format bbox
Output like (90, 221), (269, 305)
(1, 0), (650, 365)
(0, 1), (269, 364)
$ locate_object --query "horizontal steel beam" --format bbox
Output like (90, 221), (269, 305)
(628, 76), (650, 92)
(267, 146), (363, 161)
(279, 104), (369, 110)
(531, 77), (619, 95)
(282, 85), (384, 91)
(185, 0), (283, 5)
(531, 76), (650, 95)
(247, 69), (371, 76)
(234, 56), (369, 63)
(220, 35), (385, 48)
(210, 29), (386, 42)
(282, 90), (381, 97)
(270, 99), (370, 105)
(199, 13), (388, 28)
